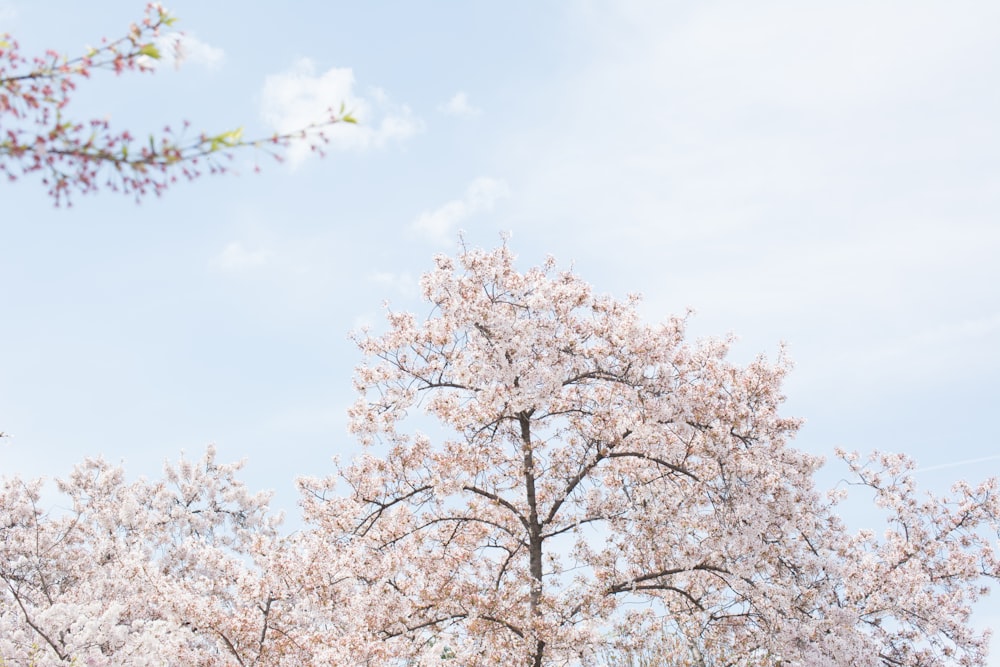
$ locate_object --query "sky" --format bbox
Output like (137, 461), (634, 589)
(2, 0), (999, 655)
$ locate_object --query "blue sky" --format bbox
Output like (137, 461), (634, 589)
(2, 0), (999, 652)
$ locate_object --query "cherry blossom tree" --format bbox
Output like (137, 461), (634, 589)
(2, 244), (998, 666)
(0, 447), (358, 666)
(0, 3), (354, 205)
(299, 243), (1000, 666)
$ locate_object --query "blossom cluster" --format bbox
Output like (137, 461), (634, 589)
(0, 4), (353, 205)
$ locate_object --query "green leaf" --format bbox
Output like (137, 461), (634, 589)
(207, 127), (244, 152)
(338, 103), (358, 123)
(138, 43), (161, 60)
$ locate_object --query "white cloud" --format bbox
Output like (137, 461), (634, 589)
(263, 402), (344, 435)
(0, 3), (17, 24)
(260, 58), (423, 166)
(900, 313), (1000, 350)
(205, 225), (376, 315)
(211, 242), (272, 272)
(863, 313), (1000, 377)
(438, 92), (481, 117)
(368, 271), (418, 297)
(136, 32), (225, 70)
(412, 177), (510, 244)
(503, 1), (1000, 316)
(168, 33), (225, 69)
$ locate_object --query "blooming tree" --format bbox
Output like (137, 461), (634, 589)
(0, 3), (354, 205)
(2, 244), (999, 666)
(0, 448), (355, 666)
(300, 243), (1000, 666)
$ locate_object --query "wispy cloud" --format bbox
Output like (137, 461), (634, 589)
(206, 226), (372, 314)
(260, 58), (423, 165)
(412, 177), (510, 244)
(849, 313), (1000, 382)
(0, 3), (17, 24)
(896, 314), (1000, 351)
(165, 33), (225, 69)
(438, 92), (481, 117)
(916, 455), (1000, 474)
(136, 33), (225, 70)
(368, 271), (418, 297)
(210, 242), (272, 272)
